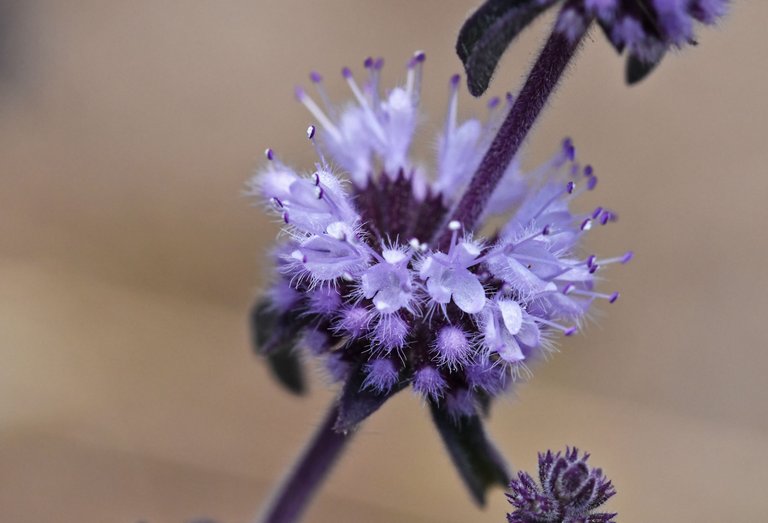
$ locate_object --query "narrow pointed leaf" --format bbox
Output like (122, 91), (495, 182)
(457, 0), (557, 96)
(333, 364), (406, 433)
(266, 349), (306, 395)
(249, 298), (307, 395)
(456, 0), (538, 62)
(250, 299), (278, 354)
(626, 52), (665, 84)
(430, 403), (510, 506)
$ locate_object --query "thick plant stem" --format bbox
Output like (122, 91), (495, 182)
(257, 401), (353, 523)
(437, 15), (590, 249)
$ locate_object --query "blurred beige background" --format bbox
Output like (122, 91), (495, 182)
(1, 1), (767, 522)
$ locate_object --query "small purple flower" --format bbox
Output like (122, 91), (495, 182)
(507, 447), (617, 523)
(250, 52), (630, 420)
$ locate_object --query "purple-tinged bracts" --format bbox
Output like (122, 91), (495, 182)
(506, 447), (617, 523)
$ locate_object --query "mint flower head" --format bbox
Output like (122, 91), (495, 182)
(507, 448), (617, 523)
(458, 0), (729, 94)
(250, 53), (629, 504)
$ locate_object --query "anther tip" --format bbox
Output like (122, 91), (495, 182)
(609, 291), (620, 304)
(450, 74), (461, 87)
(341, 66), (352, 79)
(363, 57), (374, 69)
(487, 96), (500, 109)
(542, 224), (552, 236)
(309, 71), (323, 83)
(294, 85), (306, 100)
(373, 57), (384, 70)
(564, 326), (578, 337)
(264, 148), (274, 161)
(306, 125), (316, 140)
(567, 181), (575, 194)
(580, 218), (592, 231)
(584, 164), (594, 176)
(408, 51), (426, 68)
(587, 176), (598, 191)
(621, 251), (634, 264)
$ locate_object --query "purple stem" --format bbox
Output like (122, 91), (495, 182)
(257, 401), (353, 523)
(437, 14), (590, 249)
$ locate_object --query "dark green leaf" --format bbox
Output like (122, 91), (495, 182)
(626, 51), (665, 85)
(266, 349), (306, 395)
(249, 298), (307, 395)
(457, 0), (556, 96)
(430, 403), (510, 506)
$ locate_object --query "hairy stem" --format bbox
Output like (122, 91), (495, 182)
(257, 401), (353, 523)
(437, 13), (590, 249)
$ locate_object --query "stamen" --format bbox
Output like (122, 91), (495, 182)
(536, 317), (578, 336)
(599, 210), (615, 225)
(495, 225), (551, 257)
(562, 137), (576, 162)
(580, 218), (592, 231)
(565, 288), (620, 303)
(309, 70), (338, 120)
(307, 126), (330, 169)
(531, 181), (577, 220)
(296, 87), (342, 140)
(365, 57), (383, 107)
(447, 74), (461, 134)
(265, 148), (274, 161)
(342, 66), (386, 142)
(448, 220), (461, 255)
(593, 251), (634, 266)
(406, 51), (426, 105)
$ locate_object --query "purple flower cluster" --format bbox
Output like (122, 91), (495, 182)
(558, 0), (728, 77)
(507, 448), (617, 523)
(251, 53), (630, 418)
(457, 0), (728, 95)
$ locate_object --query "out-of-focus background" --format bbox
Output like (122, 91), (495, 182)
(1, 1), (767, 522)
